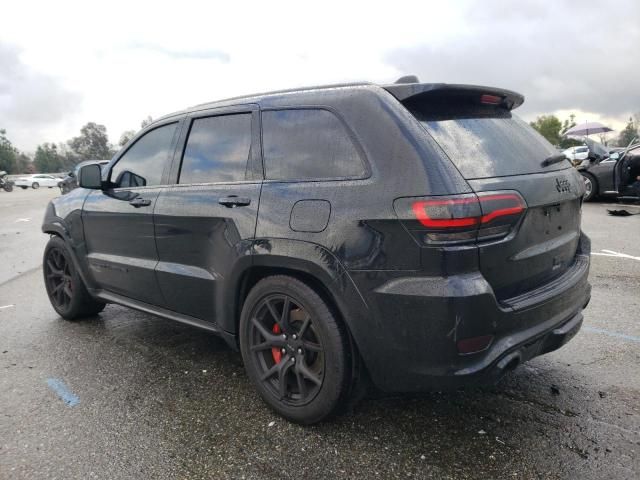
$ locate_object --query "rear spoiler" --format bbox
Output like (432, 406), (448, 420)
(383, 83), (525, 111)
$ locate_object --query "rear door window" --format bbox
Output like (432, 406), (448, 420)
(179, 113), (252, 184)
(261, 109), (366, 180)
(414, 112), (565, 179)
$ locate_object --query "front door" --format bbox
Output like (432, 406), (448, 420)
(153, 106), (261, 326)
(589, 157), (616, 192)
(82, 119), (182, 306)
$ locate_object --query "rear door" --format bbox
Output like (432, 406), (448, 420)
(409, 98), (585, 300)
(153, 105), (262, 324)
(82, 119), (182, 305)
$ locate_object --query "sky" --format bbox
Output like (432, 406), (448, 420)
(1, 0), (638, 153)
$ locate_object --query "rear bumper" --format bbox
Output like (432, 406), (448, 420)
(451, 309), (584, 388)
(346, 235), (591, 392)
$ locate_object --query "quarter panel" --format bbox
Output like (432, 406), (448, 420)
(256, 179), (420, 271)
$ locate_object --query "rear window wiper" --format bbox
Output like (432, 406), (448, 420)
(541, 153), (568, 167)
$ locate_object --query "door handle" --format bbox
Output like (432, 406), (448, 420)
(218, 195), (251, 208)
(129, 197), (152, 208)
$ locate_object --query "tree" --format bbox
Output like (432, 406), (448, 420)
(34, 143), (64, 173)
(530, 115), (563, 146)
(140, 116), (153, 128)
(15, 153), (32, 173)
(561, 114), (577, 135)
(119, 130), (136, 146)
(68, 122), (112, 160)
(559, 114), (586, 148)
(617, 116), (639, 147)
(0, 129), (18, 173)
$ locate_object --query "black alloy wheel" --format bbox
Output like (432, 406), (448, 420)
(240, 275), (351, 424)
(44, 247), (73, 311)
(43, 236), (105, 319)
(247, 294), (324, 405)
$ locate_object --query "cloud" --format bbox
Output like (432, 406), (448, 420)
(126, 42), (230, 62)
(384, 0), (640, 120)
(1, 0), (638, 151)
(0, 42), (82, 149)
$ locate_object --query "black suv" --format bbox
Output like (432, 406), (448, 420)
(42, 80), (591, 423)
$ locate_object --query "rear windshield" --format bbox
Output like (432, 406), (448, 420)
(414, 112), (566, 179)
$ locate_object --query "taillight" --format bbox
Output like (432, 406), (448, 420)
(480, 94), (502, 105)
(457, 335), (494, 354)
(394, 191), (526, 245)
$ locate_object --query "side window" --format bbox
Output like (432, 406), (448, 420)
(261, 109), (366, 180)
(179, 113), (252, 184)
(110, 122), (178, 188)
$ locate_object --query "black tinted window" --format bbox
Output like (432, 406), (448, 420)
(417, 114), (564, 179)
(111, 123), (178, 187)
(179, 114), (252, 184)
(262, 109), (365, 180)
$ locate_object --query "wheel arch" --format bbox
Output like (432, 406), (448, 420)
(224, 239), (373, 380)
(42, 217), (96, 294)
(234, 264), (346, 337)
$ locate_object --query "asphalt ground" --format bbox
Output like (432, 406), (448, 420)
(0, 188), (638, 479)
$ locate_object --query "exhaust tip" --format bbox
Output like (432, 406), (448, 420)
(496, 351), (522, 375)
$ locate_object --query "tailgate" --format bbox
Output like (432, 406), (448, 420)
(467, 169), (584, 300)
(398, 84), (586, 300)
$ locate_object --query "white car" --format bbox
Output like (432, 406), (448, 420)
(562, 146), (589, 163)
(14, 174), (62, 189)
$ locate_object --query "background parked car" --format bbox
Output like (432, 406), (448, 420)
(578, 144), (640, 201)
(563, 145), (589, 164)
(59, 160), (110, 194)
(14, 174), (62, 189)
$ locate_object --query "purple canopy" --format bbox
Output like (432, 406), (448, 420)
(563, 122), (613, 137)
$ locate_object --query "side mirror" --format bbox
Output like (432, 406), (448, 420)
(78, 164), (102, 189)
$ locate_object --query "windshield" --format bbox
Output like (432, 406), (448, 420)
(416, 113), (567, 179)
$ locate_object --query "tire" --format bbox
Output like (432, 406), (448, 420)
(20, 186), (27, 190)
(3, 184), (13, 192)
(43, 236), (106, 320)
(32, 182), (39, 189)
(239, 275), (351, 424)
(581, 173), (597, 201)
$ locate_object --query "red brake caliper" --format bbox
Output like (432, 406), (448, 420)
(271, 323), (282, 364)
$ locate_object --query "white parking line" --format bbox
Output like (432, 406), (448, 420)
(0, 304), (15, 310)
(15, 218), (31, 222)
(592, 250), (640, 262)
